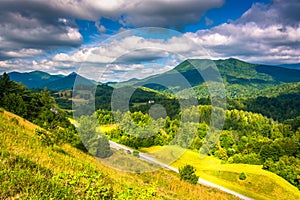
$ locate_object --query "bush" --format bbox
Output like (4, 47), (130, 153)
(179, 165), (199, 185)
(10, 117), (19, 125)
(133, 150), (140, 158)
(35, 129), (54, 147)
(215, 148), (228, 160)
(239, 172), (247, 180)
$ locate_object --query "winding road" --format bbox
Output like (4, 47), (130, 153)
(70, 118), (253, 200)
(108, 140), (253, 200)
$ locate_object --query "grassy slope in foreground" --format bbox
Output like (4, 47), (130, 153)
(0, 109), (238, 200)
(141, 146), (300, 200)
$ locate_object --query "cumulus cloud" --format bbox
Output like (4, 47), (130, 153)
(49, 32), (207, 81)
(0, 2), (83, 60)
(1, 0), (300, 81)
(0, 0), (223, 28)
(4, 49), (44, 58)
(0, 28), (209, 81)
(0, 0), (223, 61)
(238, 0), (300, 27)
(119, 0), (224, 28)
(53, 33), (206, 64)
(185, 0), (300, 64)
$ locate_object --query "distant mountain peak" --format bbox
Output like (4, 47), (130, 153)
(68, 72), (78, 76)
(8, 70), (94, 91)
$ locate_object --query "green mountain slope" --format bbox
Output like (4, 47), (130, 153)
(118, 58), (300, 98)
(231, 82), (300, 121)
(45, 72), (95, 91)
(8, 71), (63, 89)
(8, 71), (95, 91)
(0, 109), (238, 199)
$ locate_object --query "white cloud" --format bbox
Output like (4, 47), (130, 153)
(4, 49), (43, 58)
(2, 0), (300, 81)
(238, 0), (300, 27)
(183, 0), (300, 65)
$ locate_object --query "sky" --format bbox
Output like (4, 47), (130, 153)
(0, 0), (300, 82)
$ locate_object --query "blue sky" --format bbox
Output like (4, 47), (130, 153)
(0, 0), (299, 81)
(76, 0), (271, 43)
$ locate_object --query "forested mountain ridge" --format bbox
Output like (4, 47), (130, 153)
(8, 71), (63, 89)
(8, 71), (95, 91)
(116, 58), (300, 98)
(7, 58), (300, 97)
(229, 82), (300, 122)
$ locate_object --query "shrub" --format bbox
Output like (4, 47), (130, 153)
(10, 117), (19, 125)
(133, 150), (140, 158)
(215, 148), (228, 160)
(35, 129), (54, 147)
(239, 172), (247, 180)
(179, 165), (199, 185)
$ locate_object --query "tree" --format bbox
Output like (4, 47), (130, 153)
(78, 115), (112, 158)
(260, 143), (284, 162)
(219, 132), (234, 149)
(215, 148), (228, 160)
(93, 135), (112, 158)
(179, 165), (199, 185)
(77, 115), (99, 146)
(2, 93), (27, 117)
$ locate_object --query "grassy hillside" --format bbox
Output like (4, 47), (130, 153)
(0, 109), (238, 199)
(141, 146), (300, 200)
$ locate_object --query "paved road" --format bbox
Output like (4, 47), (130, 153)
(109, 140), (253, 200)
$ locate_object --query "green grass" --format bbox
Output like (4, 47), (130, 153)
(141, 145), (300, 200)
(0, 110), (238, 199)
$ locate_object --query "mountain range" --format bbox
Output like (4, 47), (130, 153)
(8, 71), (95, 91)
(7, 58), (300, 98)
(114, 58), (300, 98)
